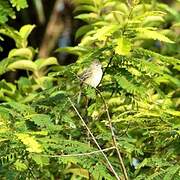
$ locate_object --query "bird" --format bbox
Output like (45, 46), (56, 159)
(79, 60), (103, 88)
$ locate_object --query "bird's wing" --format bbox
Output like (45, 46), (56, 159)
(79, 68), (92, 81)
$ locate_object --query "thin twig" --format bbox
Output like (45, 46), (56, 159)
(95, 89), (129, 180)
(68, 97), (121, 180)
(35, 147), (116, 158)
(102, 53), (114, 77)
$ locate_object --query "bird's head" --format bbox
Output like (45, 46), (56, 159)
(91, 60), (102, 69)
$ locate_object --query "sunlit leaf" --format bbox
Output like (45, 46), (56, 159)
(16, 133), (43, 153)
(8, 48), (33, 60)
(137, 28), (174, 43)
(115, 37), (131, 55)
(7, 60), (37, 71)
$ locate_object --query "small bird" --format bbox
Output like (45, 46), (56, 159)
(79, 60), (103, 88)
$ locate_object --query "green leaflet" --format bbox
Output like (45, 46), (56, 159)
(10, 0), (28, 11)
(16, 133), (43, 153)
(115, 37), (132, 56)
(136, 28), (174, 43)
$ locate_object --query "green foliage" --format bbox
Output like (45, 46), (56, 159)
(0, 1), (15, 24)
(0, 24), (58, 102)
(0, 0), (180, 179)
(10, 0), (28, 11)
(0, 0), (27, 24)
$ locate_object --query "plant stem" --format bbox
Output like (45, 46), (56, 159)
(37, 147), (116, 157)
(95, 89), (129, 180)
(68, 97), (121, 180)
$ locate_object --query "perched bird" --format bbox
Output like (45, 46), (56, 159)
(79, 60), (103, 88)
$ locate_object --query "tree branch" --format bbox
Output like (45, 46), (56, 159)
(39, 0), (65, 58)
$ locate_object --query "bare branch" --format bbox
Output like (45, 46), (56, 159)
(95, 89), (129, 180)
(68, 97), (121, 180)
(35, 147), (116, 158)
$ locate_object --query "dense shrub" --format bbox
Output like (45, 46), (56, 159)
(0, 0), (179, 179)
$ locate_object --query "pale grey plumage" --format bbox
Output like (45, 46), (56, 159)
(79, 60), (103, 88)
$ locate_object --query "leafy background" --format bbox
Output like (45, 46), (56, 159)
(0, 0), (180, 179)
